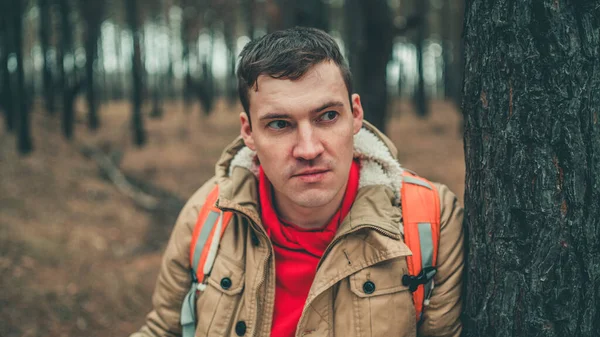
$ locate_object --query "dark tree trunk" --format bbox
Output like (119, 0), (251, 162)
(441, 0), (451, 101)
(223, 20), (237, 105)
(126, 0), (146, 146)
(82, 1), (104, 130)
(58, 0), (76, 140)
(39, 0), (55, 114)
(14, 0), (32, 154)
(112, 23), (124, 101)
(275, 0), (329, 31)
(243, 0), (256, 38)
(0, 10), (14, 132)
(181, 13), (192, 109)
(344, 0), (394, 132)
(462, 1), (600, 336)
(446, 0), (464, 109)
(413, 0), (428, 118)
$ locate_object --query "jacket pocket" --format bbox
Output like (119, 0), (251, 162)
(195, 253), (245, 337)
(348, 257), (416, 337)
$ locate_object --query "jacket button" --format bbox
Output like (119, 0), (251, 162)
(363, 281), (376, 294)
(220, 277), (232, 290)
(235, 321), (247, 336)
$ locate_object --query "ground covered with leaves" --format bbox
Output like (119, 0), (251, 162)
(0, 99), (464, 337)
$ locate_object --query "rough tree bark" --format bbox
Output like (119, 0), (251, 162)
(125, 0), (146, 146)
(462, 0), (600, 336)
(344, 0), (394, 132)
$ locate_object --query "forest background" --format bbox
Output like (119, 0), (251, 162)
(2, 0), (597, 336)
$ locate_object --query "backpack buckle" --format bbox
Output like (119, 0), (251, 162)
(402, 266), (437, 292)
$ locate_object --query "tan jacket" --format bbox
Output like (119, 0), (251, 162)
(132, 122), (464, 337)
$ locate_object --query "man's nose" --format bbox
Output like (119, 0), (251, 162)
(292, 124), (324, 161)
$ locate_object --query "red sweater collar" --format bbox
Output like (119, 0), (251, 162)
(259, 160), (360, 258)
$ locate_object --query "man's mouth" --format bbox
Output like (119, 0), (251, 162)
(292, 169), (331, 183)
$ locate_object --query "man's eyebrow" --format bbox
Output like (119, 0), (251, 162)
(259, 112), (292, 121)
(310, 101), (345, 114)
(258, 101), (346, 122)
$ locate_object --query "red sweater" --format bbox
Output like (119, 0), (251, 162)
(259, 161), (360, 337)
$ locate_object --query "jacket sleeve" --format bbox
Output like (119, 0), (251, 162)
(130, 179), (217, 337)
(418, 183), (464, 337)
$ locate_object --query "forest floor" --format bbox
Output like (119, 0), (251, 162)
(0, 98), (464, 337)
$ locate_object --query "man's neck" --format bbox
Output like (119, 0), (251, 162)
(273, 184), (347, 230)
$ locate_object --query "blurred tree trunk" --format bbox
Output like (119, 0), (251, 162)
(81, 1), (105, 130)
(112, 23), (124, 100)
(344, 0), (394, 132)
(0, 9), (14, 132)
(445, 0), (464, 109)
(199, 29), (215, 116)
(274, 0), (329, 31)
(223, 14), (237, 104)
(243, 0), (256, 38)
(413, 0), (428, 117)
(58, 0), (77, 140)
(181, 10), (192, 109)
(462, 0), (600, 336)
(126, 0), (146, 146)
(441, 0), (451, 101)
(38, 0), (55, 114)
(14, 0), (32, 154)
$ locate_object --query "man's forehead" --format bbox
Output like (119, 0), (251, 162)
(253, 62), (344, 91)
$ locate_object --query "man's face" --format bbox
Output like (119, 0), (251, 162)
(240, 61), (363, 211)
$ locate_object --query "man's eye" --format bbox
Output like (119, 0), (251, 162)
(267, 120), (289, 130)
(320, 111), (338, 121)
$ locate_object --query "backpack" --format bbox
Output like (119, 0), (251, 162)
(180, 171), (440, 337)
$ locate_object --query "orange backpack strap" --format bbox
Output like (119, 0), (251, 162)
(400, 171), (441, 322)
(181, 185), (233, 337)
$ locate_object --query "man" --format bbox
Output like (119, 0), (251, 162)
(132, 27), (463, 337)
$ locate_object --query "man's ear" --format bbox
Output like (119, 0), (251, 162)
(351, 93), (364, 134)
(240, 112), (256, 151)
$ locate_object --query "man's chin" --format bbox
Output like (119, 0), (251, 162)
(288, 191), (336, 209)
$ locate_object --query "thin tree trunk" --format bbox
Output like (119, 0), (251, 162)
(448, 0), (464, 109)
(462, 0), (600, 336)
(0, 10), (14, 132)
(84, 3), (103, 130)
(223, 21), (237, 105)
(126, 0), (146, 146)
(85, 29), (99, 129)
(413, 0), (428, 118)
(243, 0), (256, 38)
(344, 0), (394, 132)
(39, 0), (55, 114)
(441, 0), (451, 101)
(14, 0), (32, 154)
(59, 0), (75, 140)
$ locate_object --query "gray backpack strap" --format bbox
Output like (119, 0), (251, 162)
(180, 186), (228, 337)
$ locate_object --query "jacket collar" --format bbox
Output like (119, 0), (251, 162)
(214, 121), (405, 238)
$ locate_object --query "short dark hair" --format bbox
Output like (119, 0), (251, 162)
(237, 27), (353, 119)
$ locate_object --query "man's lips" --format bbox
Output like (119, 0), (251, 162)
(292, 169), (330, 177)
(292, 169), (331, 183)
